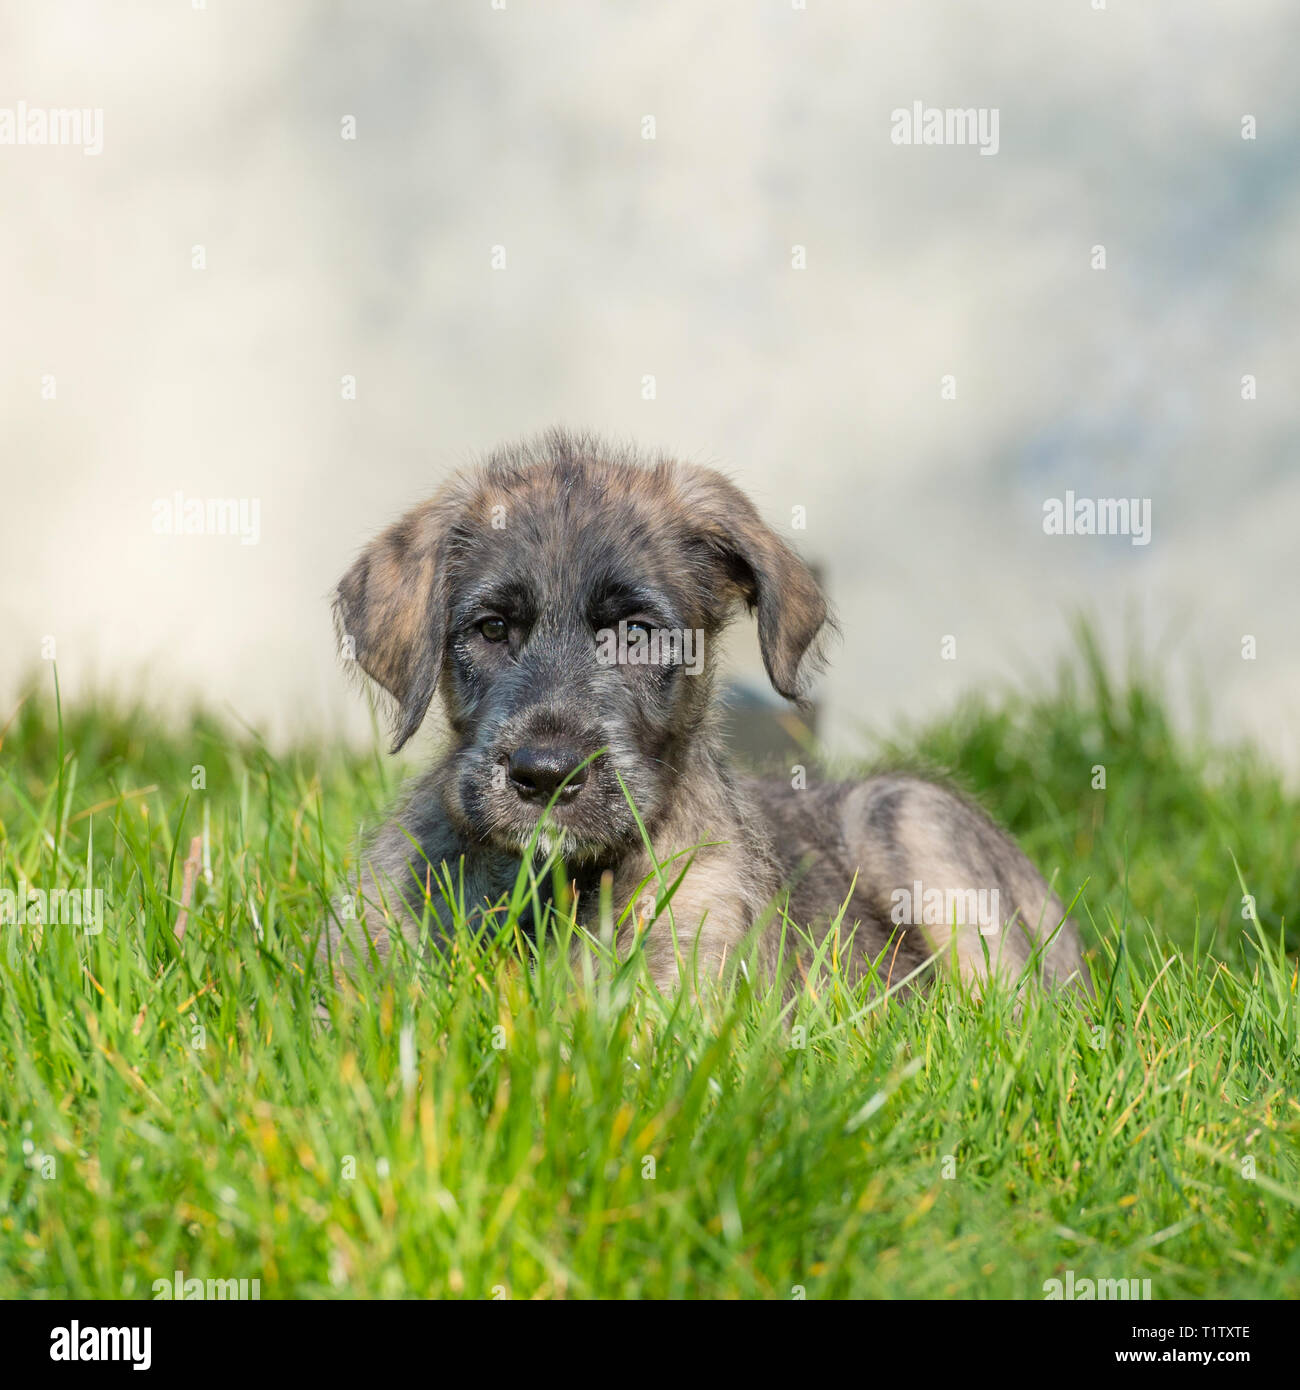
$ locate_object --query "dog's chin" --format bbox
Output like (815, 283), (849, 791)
(478, 801), (634, 866)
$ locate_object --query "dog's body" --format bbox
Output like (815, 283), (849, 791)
(331, 431), (1086, 996)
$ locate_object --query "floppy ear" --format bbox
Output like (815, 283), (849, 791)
(677, 466), (832, 702)
(334, 496), (452, 752)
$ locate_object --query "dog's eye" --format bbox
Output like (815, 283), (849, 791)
(623, 619), (654, 637)
(478, 616), (509, 643)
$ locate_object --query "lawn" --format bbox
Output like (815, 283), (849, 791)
(1, 632), (1297, 1299)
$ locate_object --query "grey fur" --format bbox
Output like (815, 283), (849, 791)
(327, 430), (1088, 999)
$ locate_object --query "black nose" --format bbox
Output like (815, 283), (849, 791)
(507, 745), (588, 802)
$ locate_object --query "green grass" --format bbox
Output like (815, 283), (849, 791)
(1, 633), (1297, 1300)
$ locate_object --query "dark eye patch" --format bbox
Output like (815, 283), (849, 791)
(453, 577), (536, 633)
(585, 577), (677, 632)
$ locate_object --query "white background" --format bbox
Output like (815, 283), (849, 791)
(1, 1), (1296, 770)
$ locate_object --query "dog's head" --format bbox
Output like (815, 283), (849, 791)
(335, 431), (830, 862)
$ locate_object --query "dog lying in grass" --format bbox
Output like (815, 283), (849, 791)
(328, 429), (1087, 998)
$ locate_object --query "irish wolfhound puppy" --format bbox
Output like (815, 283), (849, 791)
(329, 430), (1086, 997)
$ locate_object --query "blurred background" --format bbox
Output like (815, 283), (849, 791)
(1, 0), (1296, 771)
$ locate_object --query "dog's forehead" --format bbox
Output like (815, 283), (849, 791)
(450, 463), (699, 600)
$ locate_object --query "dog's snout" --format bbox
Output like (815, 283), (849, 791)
(507, 745), (588, 802)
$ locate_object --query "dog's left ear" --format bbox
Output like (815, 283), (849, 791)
(334, 495), (454, 752)
(677, 466), (832, 702)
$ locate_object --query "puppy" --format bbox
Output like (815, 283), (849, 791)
(329, 430), (1087, 998)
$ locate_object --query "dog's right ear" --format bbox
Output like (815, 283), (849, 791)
(674, 464), (832, 704)
(334, 497), (450, 753)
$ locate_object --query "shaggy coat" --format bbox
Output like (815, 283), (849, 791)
(329, 431), (1087, 997)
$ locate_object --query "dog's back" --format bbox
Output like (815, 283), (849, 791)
(746, 772), (1087, 993)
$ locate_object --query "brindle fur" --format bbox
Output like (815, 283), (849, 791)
(329, 430), (1087, 997)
